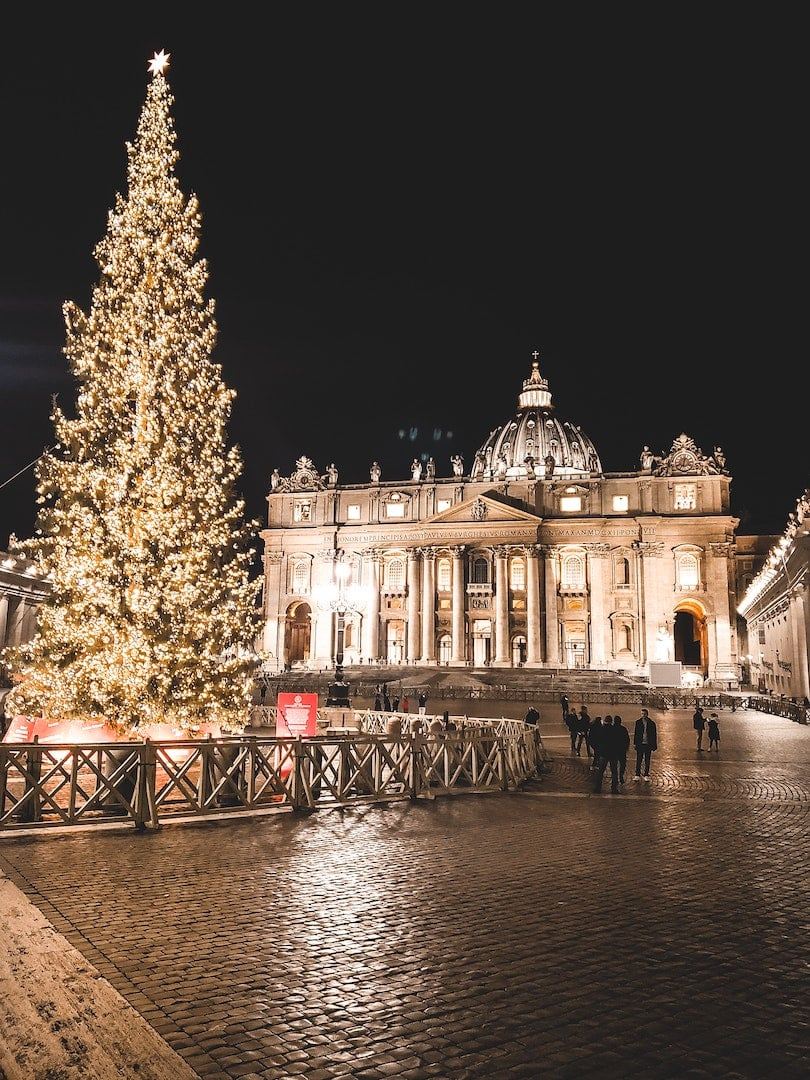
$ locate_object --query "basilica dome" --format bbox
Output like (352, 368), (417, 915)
(470, 360), (602, 481)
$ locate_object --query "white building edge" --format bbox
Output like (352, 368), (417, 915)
(261, 360), (743, 685)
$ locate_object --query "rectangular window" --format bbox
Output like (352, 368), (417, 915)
(437, 498), (452, 512)
(346, 504), (361, 520)
(758, 627), (766, 645)
(385, 502), (405, 518)
(612, 494), (629, 512)
(674, 483), (697, 510)
(293, 500), (312, 522)
(560, 496), (582, 513)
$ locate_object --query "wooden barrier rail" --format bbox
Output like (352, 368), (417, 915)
(0, 724), (546, 833)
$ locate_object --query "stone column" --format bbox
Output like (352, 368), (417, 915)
(543, 547), (560, 666)
(421, 548), (436, 662)
(261, 552), (283, 666)
(635, 541), (665, 667)
(587, 544), (609, 667)
(407, 550), (421, 662)
(0, 594), (8, 650)
(313, 552), (335, 667)
(494, 547), (510, 665)
(451, 547), (466, 663)
(525, 547), (542, 666)
(790, 588), (810, 700)
(9, 598), (25, 645)
(363, 550), (381, 662)
(707, 542), (735, 681)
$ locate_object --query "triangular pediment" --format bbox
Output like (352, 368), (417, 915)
(426, 492), (543, 525)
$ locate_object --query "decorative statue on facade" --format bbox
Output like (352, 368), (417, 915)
(411, 458), (422, 482)
(326, 462), (338, 486)
(571, 441), (583, 468)
(425, 456), (436, 480)
(271, 455), (327, 493)
(654, 434), (722, 477)
(450, 453), (464, 477)
(369, 461), (382, 483)
(587, 447), (600, 473)
(270, 468), (281, 491)
(640, 445), (655, 472)
(544, 452), (556, 477)
(471, 450), (484, 479)
(484, 445), (493, 476)
(471, 497), (488, 521)
(495, 452), (508, 479)
(712, 446), (727, 472)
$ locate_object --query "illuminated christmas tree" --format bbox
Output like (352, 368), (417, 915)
(6, 52), (261, 734)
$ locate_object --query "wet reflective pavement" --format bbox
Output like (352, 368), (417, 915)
(1, 705), (808, 1078)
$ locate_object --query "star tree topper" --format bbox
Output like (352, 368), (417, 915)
(148, 50), (170, 76)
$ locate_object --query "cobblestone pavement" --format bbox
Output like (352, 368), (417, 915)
(1, 706), (809, 1079)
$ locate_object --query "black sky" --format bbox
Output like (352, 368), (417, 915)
(0, 11), (805, 546)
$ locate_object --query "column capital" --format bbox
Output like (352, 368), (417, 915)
(584, 543), (610, 558)
(315, 549), (337, 563)
(363, 547), (385, 562)
(407, 547), (422, 561)
(264, 551), (283, 564)
(633, 540), (665, 558)
(450, 545), (467, 558)
(419, 546), (438, 561)
(708, 541), (735, 558)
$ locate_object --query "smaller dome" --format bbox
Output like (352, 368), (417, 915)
(471, 358), (602, 481)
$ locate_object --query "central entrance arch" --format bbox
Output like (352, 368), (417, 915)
(284, 601), (312, 666)
(673, 599), (708, 675)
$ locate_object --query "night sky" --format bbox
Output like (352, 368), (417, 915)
(0, 13), (804, 548)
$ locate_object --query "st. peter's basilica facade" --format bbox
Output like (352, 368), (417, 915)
(261, 360), (743, 684)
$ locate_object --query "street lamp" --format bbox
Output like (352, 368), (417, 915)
(315, 557), (366, 708)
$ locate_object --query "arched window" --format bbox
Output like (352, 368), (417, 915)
(439, 634), (452, 663)
(510, 558), (526, 590)
(615, 556), (630, 586)
(386, 558), (405, 591)
(292, 560), (309, 594)
(472, 557), (489, 584)
(677, 553), (699, 590)
(562, 555), (584, 588)
(437, 558), (452, 592)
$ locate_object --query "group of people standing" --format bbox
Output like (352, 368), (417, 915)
(372, 683), (428, 715)
(561, 695), (659, 793)
(692, 706), (721, 751)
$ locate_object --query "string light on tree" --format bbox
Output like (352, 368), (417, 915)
(5, 52), (261, 735)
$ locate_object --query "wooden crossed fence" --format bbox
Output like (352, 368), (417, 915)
(0, 724), (546, 833)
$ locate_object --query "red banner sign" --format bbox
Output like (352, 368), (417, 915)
(276, 692), (319, 738)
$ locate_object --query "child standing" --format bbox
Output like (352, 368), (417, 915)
(707, 713), (720, 751)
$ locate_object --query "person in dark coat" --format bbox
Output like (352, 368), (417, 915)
(565, 709), (579, 752)
(594, 716), (621, 794)
(587, 716), (604, 771)
(633, 708), (658, 780)
(575, 710), (591, 758)
(693, 706), (706, 750)
(382, 688), (391, 712)
(613, 714), (630, 784)
(418, 691), (428, 715)
(707, 713), (720, 751)
(559, 693), (570, 721)
(524, 706), (540, 727)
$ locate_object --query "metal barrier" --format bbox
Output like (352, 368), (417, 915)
(0, 723), (547, 833)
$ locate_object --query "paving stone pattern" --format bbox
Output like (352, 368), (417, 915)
(1, 706), (809, 1079)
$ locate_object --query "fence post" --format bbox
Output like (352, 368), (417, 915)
(18, 735), (42, 823)
(290, 736), (304, 811)
(408, 733), (421, 799)
(0, 745), (8, 823)
(246, 737), (256, 806)
(497, 736), (510, 792)
(198, 733), (213, 810)
(134, 739), (158, 831)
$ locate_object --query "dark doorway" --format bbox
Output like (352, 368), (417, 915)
(674, 609), (703, 668)
(285, 602), (312, 665)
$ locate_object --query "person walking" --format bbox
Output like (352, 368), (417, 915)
(594, 716), (621, 794)
(633, 708), (658, 781)
(392, 695), (400, 713)
(579, 704), (591, 726)
(575, 709), (591, 758)
(614, 714), (630, 784)
(693, 705), (706, 751)
(373, 686), (382, 711)
(418, 691), (428, 715)
(382, 687), (391, 712)
(587, 716), (604, 772)
(402, 695), (410, 713)
(707, 713), (720, 751)
(559, 693), (570, 722)
(565, 709), (579, 753)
